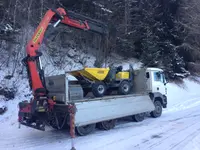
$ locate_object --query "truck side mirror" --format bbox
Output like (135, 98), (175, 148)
(164, 81), (168, 85)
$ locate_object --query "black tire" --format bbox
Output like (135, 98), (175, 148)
(48, 112), (69, 130)
(75, 124), (96, 136)
(49, 122), (59, 130)
(118, 80), (131, 95)
(132, 113), (145, 122)
(97, 120), (116, 130)
(150, 100), (162, 118)
(92, 82), (106, 97)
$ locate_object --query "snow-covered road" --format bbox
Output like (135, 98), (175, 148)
(0, 79), (200, 150)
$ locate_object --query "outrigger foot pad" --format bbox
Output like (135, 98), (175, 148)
(70, 147), (76, 150)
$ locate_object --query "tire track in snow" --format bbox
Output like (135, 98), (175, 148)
(136, 113), (200, 150)
(0, 129), (71, 150)
(169, 128), (200, 150)
(92, 109), (200, 150)
(145, 122), (200, 150)
(165, 97), (200, 113)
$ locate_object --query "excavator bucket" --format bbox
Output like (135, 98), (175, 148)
(69, 68), (110, 81)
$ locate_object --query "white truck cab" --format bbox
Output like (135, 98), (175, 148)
(146, 68), (167, 95)
(145, 67), (168, 109)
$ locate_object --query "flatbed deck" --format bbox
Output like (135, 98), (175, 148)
(73, 94), (154, 126)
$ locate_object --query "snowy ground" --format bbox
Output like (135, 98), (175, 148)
(0, 79), (200, 150)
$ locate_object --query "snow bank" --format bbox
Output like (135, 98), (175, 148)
(165, 78), (200, 113)
(0, 95), (6, 113)
(41, 48), (96, 76)
(0, 78), (31, 123)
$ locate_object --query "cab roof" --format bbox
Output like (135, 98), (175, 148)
(146, 67), (164, 72)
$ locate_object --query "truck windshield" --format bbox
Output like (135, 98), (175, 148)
(153, 71), (166, 84)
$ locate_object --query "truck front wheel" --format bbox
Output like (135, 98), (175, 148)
(150, 100), (162, 118)
(76, 124), (96, 136)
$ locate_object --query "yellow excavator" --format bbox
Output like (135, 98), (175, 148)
(68, 65), (134, 97)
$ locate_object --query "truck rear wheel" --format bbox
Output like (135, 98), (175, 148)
(48, 112), (68, 130)
(92, 82), (106, 97)
(76, 124), (96, 136)
(150, 100), (162, 118)
(132, 113), (145, 122)
(97, 120), (116, 130)
(118, 80), (131, 95)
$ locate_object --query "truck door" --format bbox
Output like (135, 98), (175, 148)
(152, 71), (166, 95)
(145, 71), (152, 92)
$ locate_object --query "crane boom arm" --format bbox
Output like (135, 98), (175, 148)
(25, 8), (107, 96)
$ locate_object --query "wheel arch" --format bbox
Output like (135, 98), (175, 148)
(149, 92), (167, 108)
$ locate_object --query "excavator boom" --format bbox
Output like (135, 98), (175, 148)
(18, 7), (108, 131)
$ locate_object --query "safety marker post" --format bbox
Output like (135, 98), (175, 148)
(69, 104), (76, 150)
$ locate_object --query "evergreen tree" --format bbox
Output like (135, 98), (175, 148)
(0, 0), (198, 80)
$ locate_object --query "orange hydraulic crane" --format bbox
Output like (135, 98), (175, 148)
(18, 8), (108, 130)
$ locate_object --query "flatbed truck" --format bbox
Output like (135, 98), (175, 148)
(17, 7), (168, 137)
(44, 67), (167, 135)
